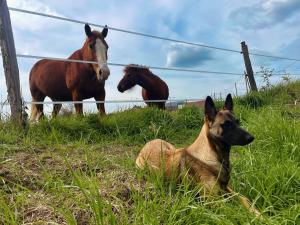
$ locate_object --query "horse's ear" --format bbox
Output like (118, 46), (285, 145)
(85, 24), (92, 37)
(102, 25), (108, 38)
(205, 96), (217, 122)
(224, 94), (233, 111)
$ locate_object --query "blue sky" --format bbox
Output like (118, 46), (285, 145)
(1, 0), (300, 113)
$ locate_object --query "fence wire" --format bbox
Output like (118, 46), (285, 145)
(0, 98), (206, 106)
(2, 53), (300, 76)
(9, 7), (300, 62)
(14, 53), (244, 76)
(8, 7), (241, 54)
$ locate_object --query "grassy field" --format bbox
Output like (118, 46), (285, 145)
(0, 81), (300, 224)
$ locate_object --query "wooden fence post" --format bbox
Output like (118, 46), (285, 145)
(241, 41), (258, 92)
(0, 0), (23, 124)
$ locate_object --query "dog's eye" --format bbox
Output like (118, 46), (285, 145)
(222, 121), (234, 129)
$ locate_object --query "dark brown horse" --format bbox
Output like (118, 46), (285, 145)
(117, 65), (169, 109)
(29, 24), (110, 121)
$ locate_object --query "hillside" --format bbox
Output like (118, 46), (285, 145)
(0, 81), (300, 224)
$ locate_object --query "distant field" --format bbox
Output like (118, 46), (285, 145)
(1, 81), (300, 224)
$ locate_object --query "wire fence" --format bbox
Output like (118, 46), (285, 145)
(2, 53), (300, 79)
(8, 7), (242, 54)
(13, 53), (244, 76)
(9, 7), (300, 62)
(0, 98), (206, 106)
(9, 53), (300, 76)
(1, 6), (299, 109)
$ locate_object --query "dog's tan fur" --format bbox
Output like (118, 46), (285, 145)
(136, 94), (261, 216)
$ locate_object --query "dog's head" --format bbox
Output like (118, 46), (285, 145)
(205, 94), (254, 146)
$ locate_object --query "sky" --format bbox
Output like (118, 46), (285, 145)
(1, 0), (300, 114)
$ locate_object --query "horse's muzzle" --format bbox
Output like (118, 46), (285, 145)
(117, 84), (125, 93)
(97, 64), (110, 81)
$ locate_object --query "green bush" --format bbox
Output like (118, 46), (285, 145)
(236, 92), (265, 109)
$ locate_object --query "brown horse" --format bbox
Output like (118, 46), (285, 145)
(29, 24), (110, 121)
(117, 65), (169, 109)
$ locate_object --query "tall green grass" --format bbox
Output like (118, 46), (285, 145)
(0, 81), (300, 224)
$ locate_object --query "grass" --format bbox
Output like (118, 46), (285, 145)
(0, 81), (300, 224)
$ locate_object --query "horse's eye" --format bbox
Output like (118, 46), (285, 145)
(89, 43), (94, 49)
(236, 119), (240, 125)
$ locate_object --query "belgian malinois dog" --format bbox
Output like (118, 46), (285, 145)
(136, 94), (261, 216)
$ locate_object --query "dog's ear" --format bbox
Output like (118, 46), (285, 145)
(224, 94), (233, 111)
(205, 96), (217, 122)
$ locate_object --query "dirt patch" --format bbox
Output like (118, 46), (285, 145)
(0, 144), (141, 224)
(97, 169), (143, 213)
(0, 152), (45, 190)
(24, 204), (65, 224)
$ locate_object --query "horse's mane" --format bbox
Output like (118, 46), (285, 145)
(124, 64), (152, 75)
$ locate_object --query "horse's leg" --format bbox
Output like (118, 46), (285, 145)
(95, 89), (106, 115)
(30, 94), (45, 121)
(52, 102), (62, 118)
(30, 101), (38, 122)
(142, 89), (150, 107)
(36, 102), (45, 121)
(72, 91), (83, 115)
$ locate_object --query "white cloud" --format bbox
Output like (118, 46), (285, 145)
(166, 43), (213, 67)
(7, 0), (65, 31)
(228, 0), (300, 29)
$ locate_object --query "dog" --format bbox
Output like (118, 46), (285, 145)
(136, 94), (261, 216)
